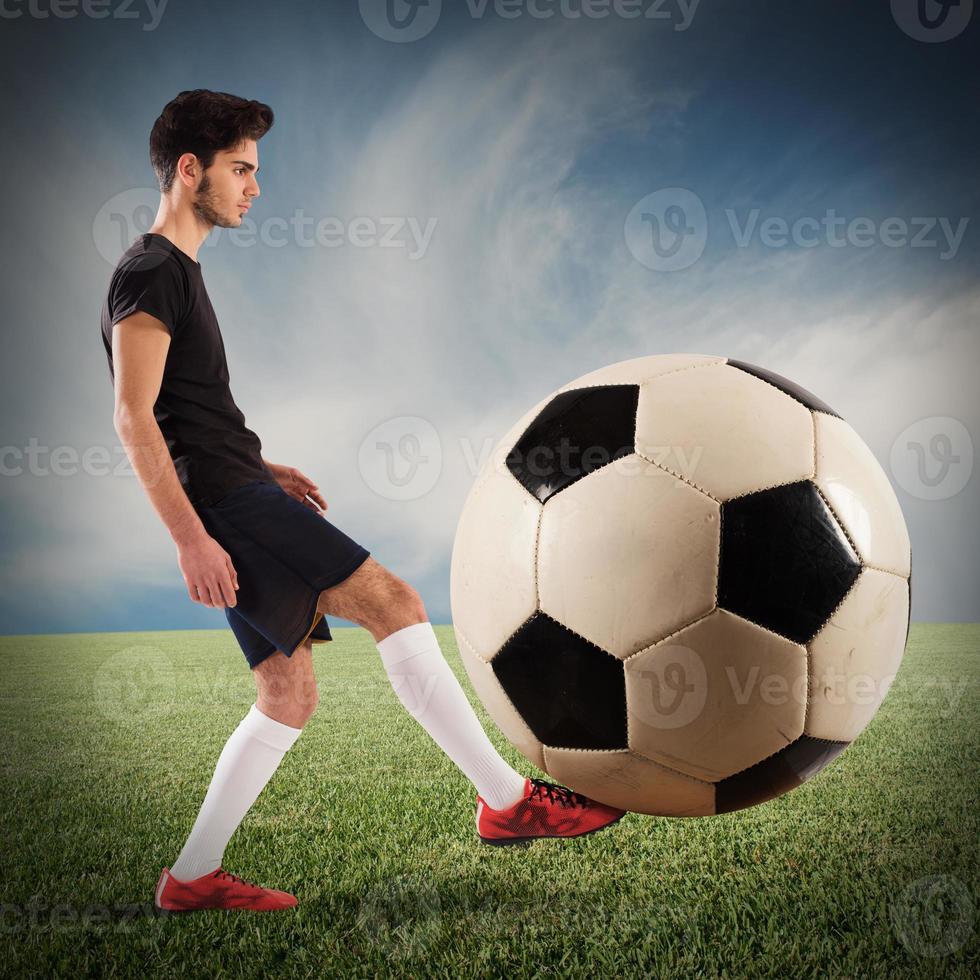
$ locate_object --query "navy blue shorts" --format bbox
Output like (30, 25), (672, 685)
(195, 480), (371, 669)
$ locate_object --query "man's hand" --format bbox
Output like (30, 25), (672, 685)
(176, 532), (240, 609)
(264, 461), (328, 515)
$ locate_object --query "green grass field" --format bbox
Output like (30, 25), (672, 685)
(1, 623), (977, 978)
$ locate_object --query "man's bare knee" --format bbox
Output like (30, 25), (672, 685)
(367, 579), (427, 640)
(252, 642), (319, 728)
(395, 582), (427, 623)
(317, 557), (427, 640)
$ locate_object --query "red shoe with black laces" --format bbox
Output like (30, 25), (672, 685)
(154, 867), (298, 912)
(476, 776), (626, 846)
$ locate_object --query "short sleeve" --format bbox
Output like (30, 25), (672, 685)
(108, 251), (188, 339)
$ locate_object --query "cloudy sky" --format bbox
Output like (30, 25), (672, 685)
(0, 0), (976, 638)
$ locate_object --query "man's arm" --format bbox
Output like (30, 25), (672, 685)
(111, 312), (238, 608)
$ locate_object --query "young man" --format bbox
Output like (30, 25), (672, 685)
(101, 90), (626, 914)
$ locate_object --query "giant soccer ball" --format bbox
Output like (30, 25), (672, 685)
(450, 354), (911, 816)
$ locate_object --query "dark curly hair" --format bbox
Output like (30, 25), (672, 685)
(149, 90), (274, 193)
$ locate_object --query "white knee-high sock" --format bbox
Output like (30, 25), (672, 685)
(377, 622), (528, 811)
(169, 704), (303, 882)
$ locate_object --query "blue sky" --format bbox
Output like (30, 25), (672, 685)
(0, 0), (977, 637)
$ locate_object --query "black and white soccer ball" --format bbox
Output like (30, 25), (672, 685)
(450, 354), (911, 816)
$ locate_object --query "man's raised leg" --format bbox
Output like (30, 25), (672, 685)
(316, 557), (528, 811)
(316, 557), (627, 845)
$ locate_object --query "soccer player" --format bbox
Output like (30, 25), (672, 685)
(101, 90), (626, 914)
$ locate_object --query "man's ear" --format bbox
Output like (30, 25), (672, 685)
(176, 152), (200, 188)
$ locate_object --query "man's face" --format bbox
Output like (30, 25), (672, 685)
(191, 140), (261, 229)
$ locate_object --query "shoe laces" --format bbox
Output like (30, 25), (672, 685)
(528, 778), (590, 809)
(212, 869), (257, 889)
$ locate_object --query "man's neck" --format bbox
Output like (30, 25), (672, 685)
(148, 209), (211, 264)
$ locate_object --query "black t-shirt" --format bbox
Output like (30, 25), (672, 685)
(101, 233), (277, 509)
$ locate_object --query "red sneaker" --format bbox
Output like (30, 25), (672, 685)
(476, 777), (626, 846)
(154, 867), (298, 912)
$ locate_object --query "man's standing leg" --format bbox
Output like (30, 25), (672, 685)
(156, 641), (318, 910)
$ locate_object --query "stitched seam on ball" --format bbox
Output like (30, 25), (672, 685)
(716, 735), (803, 785)
(516, 452), (633, 506)
(634, 362), (726, 502)
(621, 608), (717, 664)
(532, 503), (542, 610)
(713, 504), (722, 612)
(715, 608), (812, 648)
(532, 610), (622, 661)
(810, 409), (818, 480)
(493, 610), (542, 655)
(722, 476), (812, 504)
(454, 624), (492, 666)
(644, 358), (727, 381)
(457, 629), (542, 751)
(725, 362), (824, 414)
(812, 483), (861, 561)
(634, 447), (719, 502)
(631, 382), (640, 459)
(632, 750), (714, 787)
(806, 570), (861, 653)
(863, 563), (911, 580)
(543, 744), (712, 788)
(558, 357), (725, 392)
(513, 474), (545, 505)
(625, 672), (632, 753)
(722, 739), (798, 783)
(803, 642), (812, 734)
(720, 730), (849, 784)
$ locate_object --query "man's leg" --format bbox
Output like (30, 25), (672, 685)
(316, 557), (527, 811)
(168, 641), (318, 882)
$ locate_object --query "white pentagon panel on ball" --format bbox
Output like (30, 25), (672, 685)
(542, 746), (715, 816)
(556, 353), (725, 392)
(813, 413), (911, 578)
(806, 567), (910, 742)
(635, 362), (815, 501)
(449, 465), (541, 662)
(455, 631), (546, 771)
(625, 610), (807, 782)
(537, 453), (719, 658)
